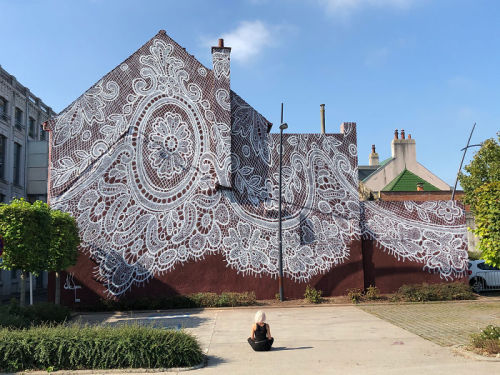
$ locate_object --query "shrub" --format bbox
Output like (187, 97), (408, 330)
(468, 251), (482, 261)
(347, 288), (363, 303)
(470, 325), (500, 355)
(0, 324), (203, 372)
(393, 282), (476, 302)
(364, 285), (380, 300)
(304, 285), (322, 304)
(0, 301), (71, 329)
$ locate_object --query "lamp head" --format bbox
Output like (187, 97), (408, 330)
(279, 123), (288, 130)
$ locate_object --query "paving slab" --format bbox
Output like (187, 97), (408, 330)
(75, 305), (499, 374)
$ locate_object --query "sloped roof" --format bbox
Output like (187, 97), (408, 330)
(360, 157), (394, 182)
(382, 168), (440, 191)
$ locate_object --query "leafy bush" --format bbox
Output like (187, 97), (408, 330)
(77, 291), (257, 312)
(0, 324), (203, 372)
(468, 251), (482, 261)
(0, 301), (71, 329)
(393, 282), (476, 302)
(347, 288), (364, 303)
(364, 285), (380, 300)
(304, 285), (323, 304)
(470, 325), (500, 355)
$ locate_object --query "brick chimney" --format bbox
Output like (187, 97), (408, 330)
(212, 38), (231, 82)
(210, 38), (232, 188)
(391, 129), (416, 162)
(369, 144), (379, 166)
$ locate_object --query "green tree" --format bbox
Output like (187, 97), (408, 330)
(459, 135), (500, 211)
(459, 134), (500, 266)
(471, 182), (500, 267)
(0, 199), (51, 306)
(48, 209), (80, 304)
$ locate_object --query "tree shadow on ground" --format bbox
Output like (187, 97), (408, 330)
(104, 314), (208, 330)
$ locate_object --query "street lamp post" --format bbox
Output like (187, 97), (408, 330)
(278, 116), (287, 302)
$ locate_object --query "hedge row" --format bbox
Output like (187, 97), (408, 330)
(0, 301), (71, 329)
(392, 282), (476, 302)
(78, 291), (257, 312)
(0, 324), (203, 372)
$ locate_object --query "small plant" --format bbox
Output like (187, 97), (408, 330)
(275, 293), (281, 301)
(304, 285), (322, 304)
(470, 325), (500, 355)
(347, 288), (363, 303)
(365, 285), (380, 300)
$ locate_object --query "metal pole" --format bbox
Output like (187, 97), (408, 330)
(29, 272), (33, 305)
(451, 123), (476, 200)
(278, 103), (285, 302)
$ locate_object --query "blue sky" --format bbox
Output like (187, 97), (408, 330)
(1, 0), (498, 186)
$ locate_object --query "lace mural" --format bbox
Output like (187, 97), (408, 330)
(46, 31), (468, 297)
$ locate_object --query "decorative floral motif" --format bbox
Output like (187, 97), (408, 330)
(436, 200), (462, 223)
(223, 221), (273, 273)
(48, 32), (468, 298)
(362, 201), (468, 280)
(147, 112), (192, 178)
(212, 51), (230, 80)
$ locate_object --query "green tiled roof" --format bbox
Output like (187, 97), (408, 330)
(382, 169), (440, 191)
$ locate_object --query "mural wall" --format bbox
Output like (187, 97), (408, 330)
(46, 31), (468, 302)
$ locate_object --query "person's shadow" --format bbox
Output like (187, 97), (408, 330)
(271, 346), (313, 351)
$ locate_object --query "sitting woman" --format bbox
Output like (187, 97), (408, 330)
(248, 310), (274, 351)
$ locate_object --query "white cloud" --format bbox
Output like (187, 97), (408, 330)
(206, 20), (274, 63)
(319, 0), (414, 17)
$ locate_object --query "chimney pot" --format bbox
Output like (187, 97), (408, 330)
(394, 129), (399, 139)
(218, 38), (224, 48)
(401, 129), (405, 139)
(408, 134), (412, 139)
(371, 144), (376, 153)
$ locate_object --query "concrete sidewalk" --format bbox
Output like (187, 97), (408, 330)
(76, 305), (499, 374)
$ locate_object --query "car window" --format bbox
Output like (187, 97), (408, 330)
(477, 262), (500, 271)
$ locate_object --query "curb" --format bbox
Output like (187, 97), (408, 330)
(451, 345), (500, 362)
(4, 356), (207, 375)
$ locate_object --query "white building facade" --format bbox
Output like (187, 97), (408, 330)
(0, 64), (54, 298)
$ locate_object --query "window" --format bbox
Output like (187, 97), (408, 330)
(0, 135), (5, 179)
(15, 107), (23, 129)
(13, 142), (21, 186)
(29, 117), (36, 138)
(478, 262), (500, 271)
(11, 270), (18, 280)
(0, 97), (8, 122)
(0, 193), (5, 203)
(40, 127), (46, 141)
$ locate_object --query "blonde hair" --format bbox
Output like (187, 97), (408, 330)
(254, 310), (266, 324)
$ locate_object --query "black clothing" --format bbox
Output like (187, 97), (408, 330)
(248, 324), (273, 351)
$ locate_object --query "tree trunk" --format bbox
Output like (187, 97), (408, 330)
(55, 271), (61, 305)
(19, 271), (26, 307)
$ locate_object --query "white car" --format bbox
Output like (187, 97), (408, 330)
(468, 260), (500, 293)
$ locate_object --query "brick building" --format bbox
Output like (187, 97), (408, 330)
(44, 31), (469, 304)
